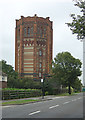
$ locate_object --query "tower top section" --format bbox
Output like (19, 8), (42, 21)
(15, 14), (53, 29)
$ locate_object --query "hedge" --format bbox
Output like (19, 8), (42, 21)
(2, 89), (42, 100)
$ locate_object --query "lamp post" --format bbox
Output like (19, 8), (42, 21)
(83, 38), (85, 87)
(83, 8), (85, 87)
(41, 76), (45, 99)
(41, 74), (52, 99)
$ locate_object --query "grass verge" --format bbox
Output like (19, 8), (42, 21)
(54, 92), (80, 96)
(2, 99), (40, 106)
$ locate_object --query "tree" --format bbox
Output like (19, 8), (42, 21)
(1, 60), (42, 89)
(1, 60), (18, 88)
(52, 52), (82, 94)
(19, 78), (41, 89)
(66, 0), (85, 40)
(2, 60), (18, 78)
(72, 78), (82, 92)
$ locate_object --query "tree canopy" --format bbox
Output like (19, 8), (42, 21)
(1, 60), (41, 89)
(2, 60), (18, 79)
(52, 52), (82, 94)
(66, 0), (85, 40)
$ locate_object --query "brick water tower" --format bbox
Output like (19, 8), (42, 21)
(15, 14), (53, 80)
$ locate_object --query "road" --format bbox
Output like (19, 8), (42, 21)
(2, 93), (83, 119)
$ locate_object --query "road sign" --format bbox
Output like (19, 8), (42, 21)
(41, 79), (43, 83)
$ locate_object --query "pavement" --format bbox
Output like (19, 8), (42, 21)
(2, 95), (66, 103)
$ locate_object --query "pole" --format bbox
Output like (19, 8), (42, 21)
(42, 77), (45, 99)
(41, 78), (44, 99)
(83, 8), (85, 87)
(83, 38), (85, 86)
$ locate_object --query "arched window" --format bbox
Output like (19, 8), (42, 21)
(28, 27), (30, 36)
(39, 73), (41, 78)
(44, 28), (46, 34)
(24, 28), (26, 37)
(31, 27), (33, 34)
(39, 63), (42, 68)
(39, 50), (42, 56)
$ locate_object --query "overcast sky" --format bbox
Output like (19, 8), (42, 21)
(0, 0), (83, 82)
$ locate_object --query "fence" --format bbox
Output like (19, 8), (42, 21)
(2, 88), (69, 100)
(2, 90), (42, 100)
(51, 88), (68, 95)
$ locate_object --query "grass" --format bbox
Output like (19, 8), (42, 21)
(54, 92), (80, 96)
(2, 99), (40, 106)
(2, 92), (81, 106)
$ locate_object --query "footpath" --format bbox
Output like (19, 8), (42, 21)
(2, 95), (58, 103)
(2, 93), (79, 105)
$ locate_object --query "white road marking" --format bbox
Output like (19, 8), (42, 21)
(49, 104), (59, 109)
(29, 110), (40, 116)
(63, 101), (70, 104)
(53, 96), (65, 99)
(78, 97), (82, 99)
(2, 105), (17, 108)
(72, 99), (77, 101)
(2, 106), (11, 108)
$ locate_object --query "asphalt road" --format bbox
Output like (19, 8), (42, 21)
(2, 93), (83, 119)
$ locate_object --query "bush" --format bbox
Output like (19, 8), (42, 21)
(45, 91), (49, 96)
(2, 88), (42, 100)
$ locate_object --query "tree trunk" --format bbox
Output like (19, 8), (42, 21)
(68, 84), (71, 95)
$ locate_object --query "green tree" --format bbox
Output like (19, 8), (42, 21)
(20, 78), (41, 89)
(1, 60), (18, 88)
(1, 60), (41, 89)
(72, 78), (82, 92)
(66, 0), (85, 39)
(52, 52), (82, 94)
(2, 60), (18, 78)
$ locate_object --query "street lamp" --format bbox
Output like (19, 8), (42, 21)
(41, 74), (52, 99)
(41, 77), (45, 99)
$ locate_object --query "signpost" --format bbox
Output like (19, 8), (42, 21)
(41, 78), (44, 99)
(41, 74), (52, 99)
(41, 79), (43, 83)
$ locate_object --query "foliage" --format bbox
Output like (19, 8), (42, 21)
(52, 52), (82, 94)
(2, 89), (42, 100)
(1, 60), (41, 89)
(2, 60), (18, 78)
(1, 60), (19, 88)
(72, 78), (82, 92)
(16, 78), (41, 89)
(66, 0), (85, 39)
(3, 88), (40, 91)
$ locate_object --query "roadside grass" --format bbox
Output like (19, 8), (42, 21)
(54, 92), (80, 96)
(2, 92), (81, 106)
(2, 99), (40, 106)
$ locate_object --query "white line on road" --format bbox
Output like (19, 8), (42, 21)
(78, 97), (82, 99)
(72, 99), (77, 101)
(29, 110), (40, 116)
(53, 97), (65, 99)
(2, 106), (11, 108)
(63, 101), (70, 104)
(49, 104), (59, 109)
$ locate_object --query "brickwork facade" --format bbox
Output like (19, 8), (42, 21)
(15, 14), (53, 80)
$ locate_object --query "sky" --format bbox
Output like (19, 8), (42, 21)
(0, 0), (83, 82)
